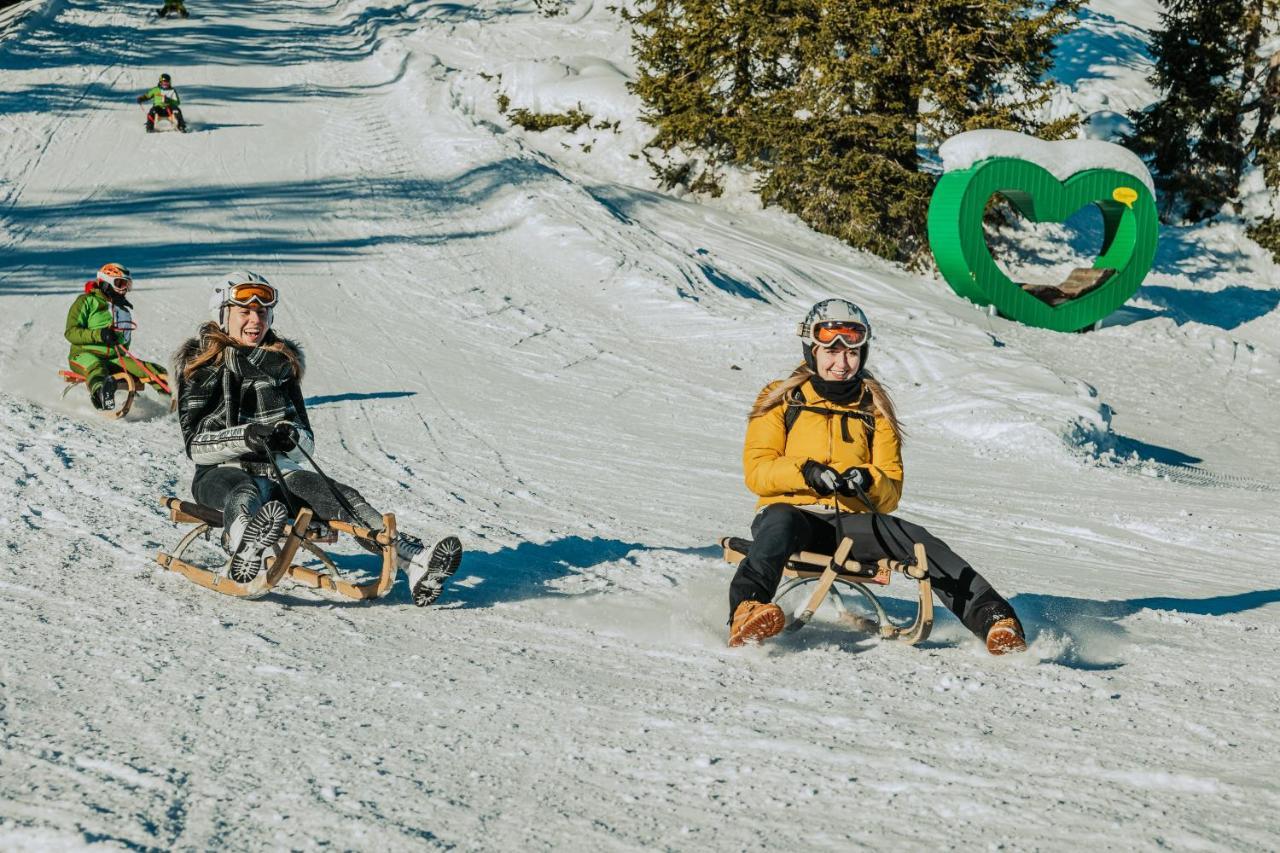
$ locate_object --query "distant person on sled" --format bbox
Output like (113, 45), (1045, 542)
(156, 0), (189, 18)
(64, 263), (171, 412)
(137, 73), (187, 133)
(727, 298), (1027, 654)
(173, 271), (462, 600)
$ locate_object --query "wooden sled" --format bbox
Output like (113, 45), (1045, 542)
(720, 535), (934, 645)
(155, 496), (398, 601)
(60, 369), (145, 419)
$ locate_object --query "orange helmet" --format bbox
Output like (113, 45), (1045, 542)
(97, 263), (132, 295)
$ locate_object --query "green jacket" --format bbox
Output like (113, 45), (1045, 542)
(141, 86), (181, 108)
(65, 289), (132, 360)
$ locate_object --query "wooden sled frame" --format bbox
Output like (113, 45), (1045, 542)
(155, 496), (398, 601)
(720, 535), (934, 645)
(59, 369), (150, 419)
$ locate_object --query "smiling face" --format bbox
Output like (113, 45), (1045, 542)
(813, 342), (862, 381)
(227, 304), (270, 347)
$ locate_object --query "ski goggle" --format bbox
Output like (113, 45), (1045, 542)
(226, 281), (278, 308)
(101, 275), (132, 294)
(800, 320), (869, 349)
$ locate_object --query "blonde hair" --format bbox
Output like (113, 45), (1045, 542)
(179, 322), (302, 383)
(749, 362), (904, 445)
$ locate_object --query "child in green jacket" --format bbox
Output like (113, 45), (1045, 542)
(65, 263), (170, 412)
(137, 73), (187, 133)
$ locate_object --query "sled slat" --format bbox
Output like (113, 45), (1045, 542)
(326, 519), (390, 546)
(720, 537), (886, 583)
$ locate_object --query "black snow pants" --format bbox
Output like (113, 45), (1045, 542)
(729, 503), (1019, 638)
(192, 464), (384, 552)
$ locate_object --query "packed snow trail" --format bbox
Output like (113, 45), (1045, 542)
(2, 0), (1279, 849)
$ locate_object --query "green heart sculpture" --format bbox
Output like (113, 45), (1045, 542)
(927, 157), (1158, 332)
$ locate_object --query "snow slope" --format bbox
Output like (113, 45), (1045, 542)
(1, 0), (1278, 849)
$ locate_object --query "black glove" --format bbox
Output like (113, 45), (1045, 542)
(802, 461), (841, 496)
(266, 421), (299, 453)
(838, 466), (872, 496)
(98, 327), (120, 346)
(137, 95), (147, 103)
(244, 423), (273, 453)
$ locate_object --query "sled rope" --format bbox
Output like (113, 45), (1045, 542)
(114, 343), (171, 395)
(292, 442), (367, 529)
(266, 449), (301, 520)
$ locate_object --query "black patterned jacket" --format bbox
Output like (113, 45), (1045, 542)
(174, 328), (315, 473)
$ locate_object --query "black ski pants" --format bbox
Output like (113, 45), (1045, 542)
(192, 465), (384, 551)
(729, 503), (1018, 638)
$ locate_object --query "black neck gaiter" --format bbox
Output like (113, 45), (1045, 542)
(810, 374), (863, 405)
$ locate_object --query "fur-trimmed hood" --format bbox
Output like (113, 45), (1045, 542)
(173, 324), (305, 382)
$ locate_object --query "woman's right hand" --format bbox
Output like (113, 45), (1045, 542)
(244, 423), (273, 453)
(801, 461), (841, 496)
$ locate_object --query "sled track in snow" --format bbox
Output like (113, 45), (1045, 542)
(1106, 461), (1279, 492)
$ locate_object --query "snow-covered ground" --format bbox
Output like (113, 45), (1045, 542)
(1, 0), (1278, 849)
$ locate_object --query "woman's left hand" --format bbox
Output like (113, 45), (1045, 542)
(266, 421), (299, 453)
(838, 466), (872, 495)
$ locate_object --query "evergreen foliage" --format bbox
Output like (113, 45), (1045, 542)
(625, 0), (1081, 263)
(1128, 0), (1280, 252)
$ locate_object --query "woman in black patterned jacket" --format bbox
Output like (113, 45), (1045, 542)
(174, 271), (461, 604)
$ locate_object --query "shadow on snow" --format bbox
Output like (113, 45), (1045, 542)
(1014, 587), (1280, 671)
(0, 160), (560, 291)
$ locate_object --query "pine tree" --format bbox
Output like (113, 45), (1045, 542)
(1241, 2), (1280, 257)
(1128, 0), (1280, 239)
(626, 0), (1081, 263)
(1127, 1), (1250, 221)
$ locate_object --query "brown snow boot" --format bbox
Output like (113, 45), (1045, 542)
(986, 617), (1027, 655)
(729, 600), (785, 648)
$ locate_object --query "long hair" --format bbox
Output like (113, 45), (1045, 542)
(749, 363), (905, 445)
(178, 322), (302, 383)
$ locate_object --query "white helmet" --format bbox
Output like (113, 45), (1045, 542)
(210, 270), (277, 329)
(797, 298), (871, 347)
(798, 298), (872, 372)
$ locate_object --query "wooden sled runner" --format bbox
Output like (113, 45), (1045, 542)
(59, 369), (158, 419)
(720, 535), (934, 645)
(155, 496), (398, 601)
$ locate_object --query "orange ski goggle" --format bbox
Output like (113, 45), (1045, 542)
(227, 282), (278, 307)
(808, 321), (868, 348)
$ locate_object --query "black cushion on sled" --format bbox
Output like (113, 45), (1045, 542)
(176, 499), (224, 527)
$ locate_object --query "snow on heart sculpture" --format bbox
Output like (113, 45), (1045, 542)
(927, 129), (1159, 333)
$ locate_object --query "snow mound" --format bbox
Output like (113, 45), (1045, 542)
(939, 129), (1155, 194)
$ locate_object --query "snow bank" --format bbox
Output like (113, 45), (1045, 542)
(939, 129), (1155, 194)
(496, 56), (635, 122)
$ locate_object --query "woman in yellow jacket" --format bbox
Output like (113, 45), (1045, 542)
(730, 299), (1026, 654)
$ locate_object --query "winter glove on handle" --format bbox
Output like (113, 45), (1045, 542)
(838, 467), (872, 496)
(802, 460), (841, 496)
(98, 327), (120, 346)
(266, 421), (298, 453)
(244, 423), (274, 453)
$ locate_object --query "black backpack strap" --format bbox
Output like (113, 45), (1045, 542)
(783, 385), (804, 435)
(782, 384), (877, 462)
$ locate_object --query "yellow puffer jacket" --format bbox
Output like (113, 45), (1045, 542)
(743, 379), (903, 513)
